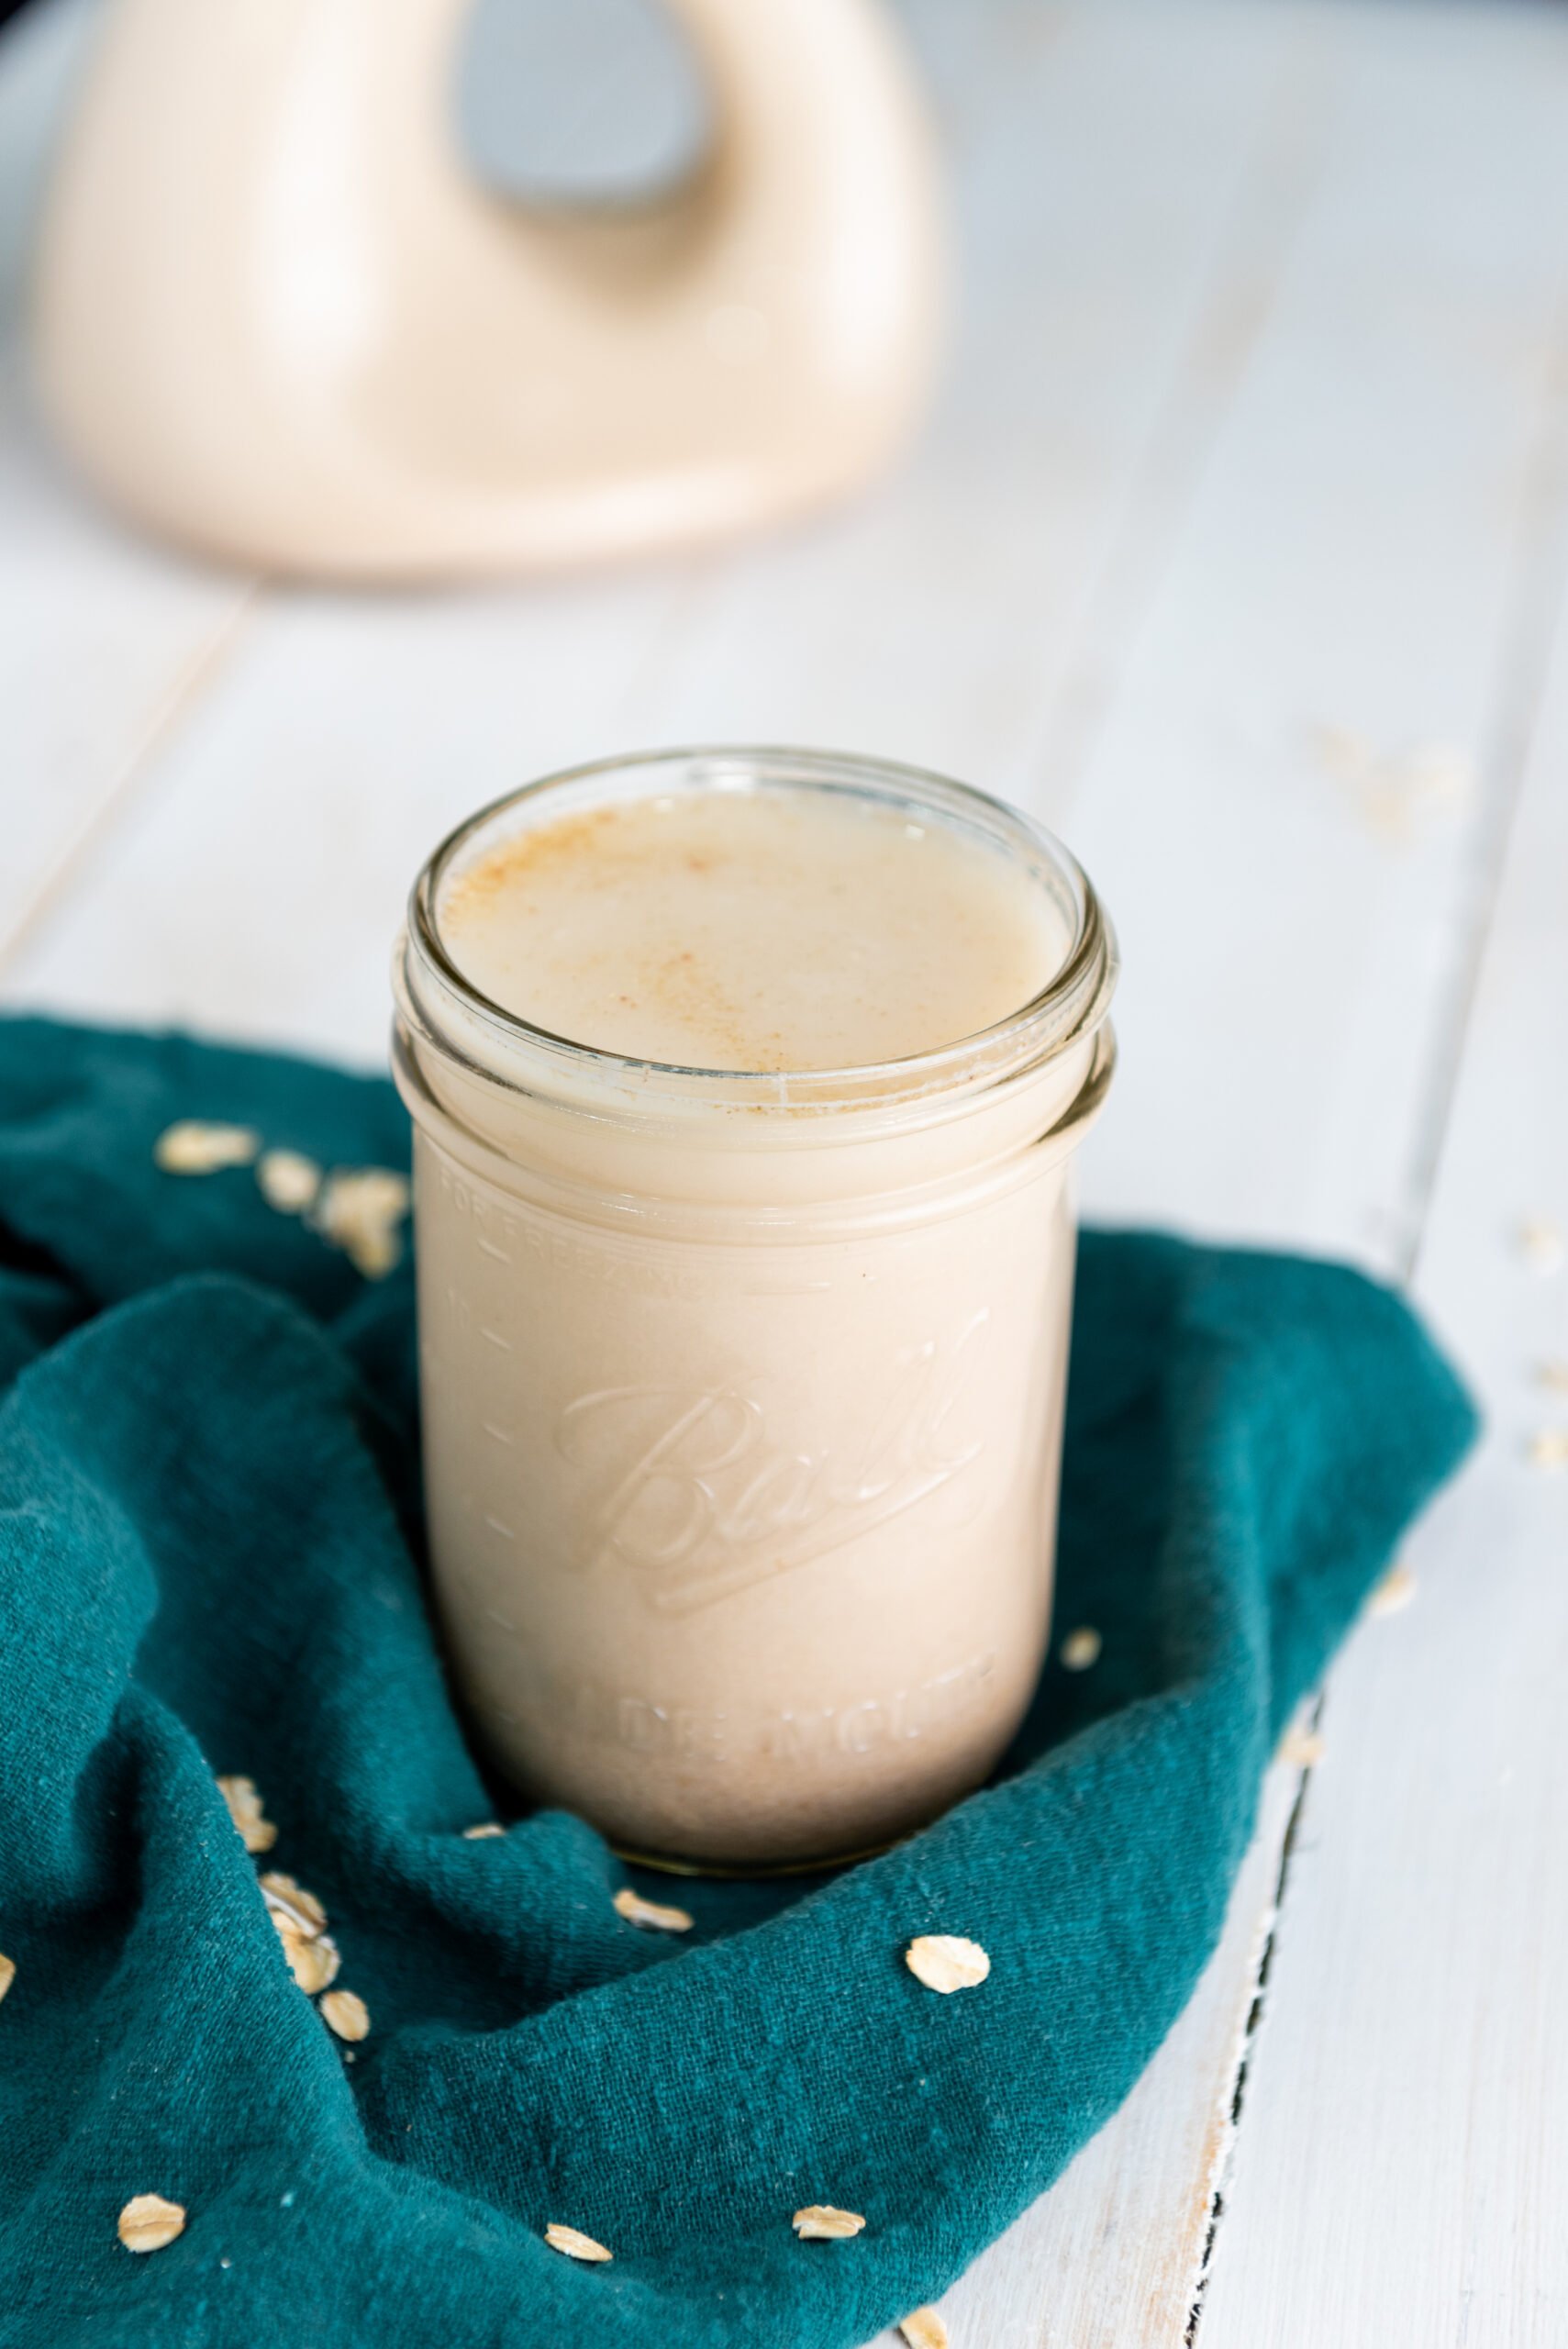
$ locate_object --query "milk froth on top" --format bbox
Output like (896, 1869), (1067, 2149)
(438, 784), (1068, 1074)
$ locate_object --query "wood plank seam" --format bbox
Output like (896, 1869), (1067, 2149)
(1001, 25), (1351, 2333)
(1184, 1706), (1319, 2344)
(0, 584), (260, 977)
(1029, 14), (1340, 815)
(1393, 277), (1568, 1283)
(1189, 229), (1568, 2349)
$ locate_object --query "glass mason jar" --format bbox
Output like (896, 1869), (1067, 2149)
(394, 749), (1117, 1870)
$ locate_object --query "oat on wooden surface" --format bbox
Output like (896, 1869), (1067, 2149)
(1368, 1563), (1418, 1619)
(1515, 1217), (1564, 1275)
(898, 2309), (949, 2349)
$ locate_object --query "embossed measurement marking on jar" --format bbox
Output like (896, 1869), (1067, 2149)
(435, 1285), (517, 1353)
(555, 1312), (990, 1614)
(438, 1161), (709, 1299)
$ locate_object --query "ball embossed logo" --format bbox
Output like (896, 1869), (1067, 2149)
(556, 1311), (990, 1613)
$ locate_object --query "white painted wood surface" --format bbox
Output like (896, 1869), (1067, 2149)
(1, 2), (1562, 2341)
(1198, 349), (1568, 2349)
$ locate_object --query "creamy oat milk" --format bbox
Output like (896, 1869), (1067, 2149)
(395, 750), (1117, 1867)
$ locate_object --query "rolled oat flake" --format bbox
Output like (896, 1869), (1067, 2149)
(313, 1168), (411, 1279)
(544, 2222), (613, 2263)
(281, 1931), (341, 1995)
(117, 2194), (186, 2254)
(260, 1874), (327, 1936)
(1370, 1561), (1417, 1617)
(217, 1774), (278, 1855)
(899, 2309), (950, 2349)
(791, 2206), (865, 2241)
(906, 1934), (991, 1994)
(153, 1121), (260, 1174)
(319, 1988), (370, 2042)
(256, 1149), (323, 1213)
(612, 1887), (694, 1934)
(1060, 1624), (1102, 1671)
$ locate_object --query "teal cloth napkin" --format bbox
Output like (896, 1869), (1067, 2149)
(0, 1016), (1475, 2349)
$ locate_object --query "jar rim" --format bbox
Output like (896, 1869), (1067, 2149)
(404, 745), (1118, 1118)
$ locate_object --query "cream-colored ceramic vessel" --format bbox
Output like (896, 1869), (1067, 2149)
(31, 0), (943, 580)
(395, 751), (1117, 1871)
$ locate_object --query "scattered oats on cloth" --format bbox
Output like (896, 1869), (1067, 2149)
(0, 1019), (1480, 2348)
(791, 2206), (865, 2241)
(117, 2195), (186, 2253)
(544, 2223), (613, 2264)
(1060, 1625), (1102, 1671)
(313, 1168), (411, 1279)
(319, 1989), (370, 2043)
(898, 2309), (950, 2349)
(281, 1931), (341, 1996)
(260, 1873), (327, 1936)
(153, 1121), (261, 1174)
(0, 1953), (14, 2004)
(905, 1935), (991, 1995)
(462, 1823), (506, 1840)
(256, 1149), (323, 1213)
(217, 1775), (277, 1854)
(612, 1887), (693, 1934)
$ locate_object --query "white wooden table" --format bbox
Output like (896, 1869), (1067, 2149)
(4, 2), (1565, 2341)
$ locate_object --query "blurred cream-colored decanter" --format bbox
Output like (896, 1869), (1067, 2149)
(31, 0), (943, 580)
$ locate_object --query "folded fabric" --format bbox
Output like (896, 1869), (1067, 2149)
(0, 1016), (1476, 2349)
